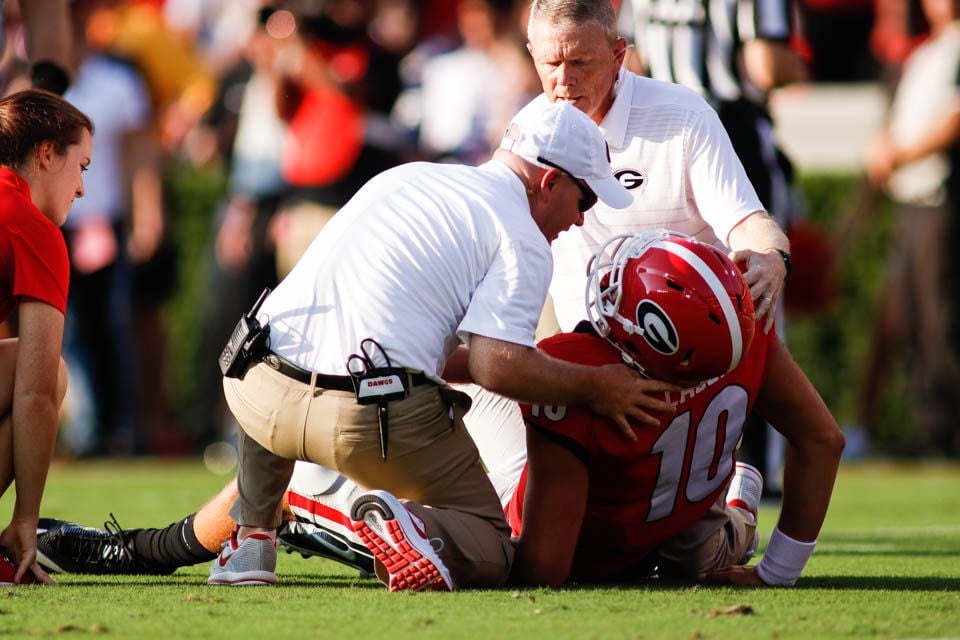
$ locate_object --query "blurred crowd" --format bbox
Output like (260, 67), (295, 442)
(1, 0), (956, 459)
(1, 0), (542, 459)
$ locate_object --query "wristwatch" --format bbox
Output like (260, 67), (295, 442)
(775, 249), (792, 278)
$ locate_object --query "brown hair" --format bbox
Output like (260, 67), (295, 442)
(0, 89), (94, 169)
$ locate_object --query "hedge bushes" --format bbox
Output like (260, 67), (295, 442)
(786, 173), (910, 451)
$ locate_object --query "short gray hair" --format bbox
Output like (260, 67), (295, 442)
(527, 0), (619, 42)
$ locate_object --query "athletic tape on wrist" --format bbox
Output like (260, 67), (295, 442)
(756, 526), (816, 586)
(729, 212), (789, 255)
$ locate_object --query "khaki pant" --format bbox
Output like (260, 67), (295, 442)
(224, 362), (514, 588)
(655, 492), (758, 581)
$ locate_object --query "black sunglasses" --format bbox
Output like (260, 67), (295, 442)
(537, 156), (599, 213)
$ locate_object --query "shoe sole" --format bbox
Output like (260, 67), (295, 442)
(278, 527), (375, 577)
(350, 492), (453, 592)
(207, 571), (278, 586)
(35, 549), (67, 574)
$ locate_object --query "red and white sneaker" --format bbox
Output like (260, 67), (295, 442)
(350, 490), (454, 592)
(0, 550), (37, 585)
(726, 462), (763, 520)
(726, 462), (763, 564)
(207, 528), (277, 586)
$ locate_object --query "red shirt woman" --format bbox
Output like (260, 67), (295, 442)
(0, 89), (93, 585)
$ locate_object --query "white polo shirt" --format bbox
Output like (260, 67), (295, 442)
(535, 69), (763, 330)
(260, 160), (552, 380)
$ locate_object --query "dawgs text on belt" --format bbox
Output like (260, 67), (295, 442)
(260, 352), (432, 390)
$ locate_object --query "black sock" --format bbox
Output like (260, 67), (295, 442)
(125, 513), (218, 572)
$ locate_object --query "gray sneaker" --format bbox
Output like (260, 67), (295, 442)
(207, 529), (277, 586)
(350, 490), (454, 592)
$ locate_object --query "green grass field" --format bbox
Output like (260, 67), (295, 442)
(1, 458), (958, 639)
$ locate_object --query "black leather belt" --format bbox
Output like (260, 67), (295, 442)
(260, 353), (433, 390)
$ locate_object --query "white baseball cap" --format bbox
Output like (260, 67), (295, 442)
(499, 100), (632, 210)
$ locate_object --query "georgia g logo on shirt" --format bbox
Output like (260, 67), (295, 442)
(636, 299), (678, 355)
(615, 168), (646, 191)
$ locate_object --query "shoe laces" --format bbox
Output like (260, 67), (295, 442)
(79, 513), (136, 571)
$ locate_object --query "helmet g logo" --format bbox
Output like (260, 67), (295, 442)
(636, 300), (678, 355)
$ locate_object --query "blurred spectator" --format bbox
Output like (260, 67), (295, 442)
(796, 0), (882, 81)
(20, 0), (72, 93)
(161, 0), (261, 76)
(859, 0), (960, 457)
(186, 0), (418, 451)
(392, 0), (539, 165)
(365, 0), (422, 159)
(0, 0), (30, 95)
(871, 0), (930, 91)
(59, 0), (160, 456)
(127, 126), (179, 456)
(267, 0), (411, 274)
(275, 0), (405, 196)
(81, 0), (218, 154)
(0, 0), (72, 94)
(184, 3), (291, 452)
(416, 0), (460, 40)
(74, 0), (230, 456)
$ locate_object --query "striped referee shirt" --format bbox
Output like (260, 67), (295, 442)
(619, 0), (793, 105)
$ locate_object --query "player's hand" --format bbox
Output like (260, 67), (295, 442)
(697, 564), (767, 587)
(0, 519), (55, 585)
(26, 562), (55, 584)
(729, 248), (785, 334)
(588, 364), (679, 441)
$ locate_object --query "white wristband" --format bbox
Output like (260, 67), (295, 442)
(756, 526), (817, 586)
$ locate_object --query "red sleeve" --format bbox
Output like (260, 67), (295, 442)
(520, 332), (666, 459)
(518, 333), (620, 459)
(9, 213), (70, 316)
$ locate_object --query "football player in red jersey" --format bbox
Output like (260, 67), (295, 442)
(508, 231), (845, 587)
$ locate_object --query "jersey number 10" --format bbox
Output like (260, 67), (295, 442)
(647, 385), (749, 522)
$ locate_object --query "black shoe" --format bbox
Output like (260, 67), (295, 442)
(37, 517), (70, 535)
(36, 514), (174, 575)
(278, 520), (375, 578)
